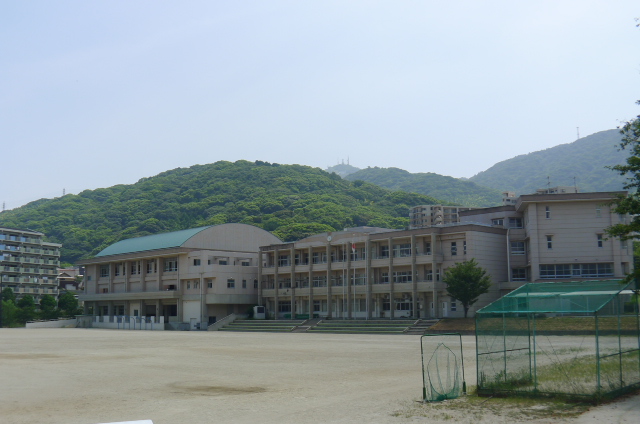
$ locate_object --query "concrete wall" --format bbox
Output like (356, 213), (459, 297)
(26, 319), (77, 329)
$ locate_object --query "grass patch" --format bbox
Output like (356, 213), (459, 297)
(393, 389), (592, 422)
(429, 318), (476, 332)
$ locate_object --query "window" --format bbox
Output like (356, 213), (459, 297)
(278, 255), (290, 266)
(130, 261), (140, 275)
(510, 241), (525, 255)
(102, 288), (108, 293)
(426, 270), (433, 281)
(146, 260), (156, 274)
(393, 271), (412, 283)
(242, 279), (247, 289)
(491, 218), (504, 226)
(187, 282), (191, 289)
(227, 278), (235, 288)
(545, 206), (550, 219)
(596, 207), (602, 218)
(451, 242), (457, 256)
(254, 279), (258, 289)
(546, 235), (553, 249)
(316, 276), (329, 287)
(539, 263), (613, 279)
(508, 217), (523, 228)
(512, 268), (527, 281)
(463, 240), (467, 255)
(164, 258), (178, 272)
(393, 243), (411, 257)
(621, 240), (629, 250)
(380, 272), (390, 284)
(207, 281), (213, 288)
(219, 260), (228, 265)
(424, 242), (431, 255)
(379, 245), (389, 259)
(597, 234), (603, 248)
(241, 261), (250, 267)
(278, 302), (291, 313)
(193, 259), (201, 266)
(100, 265), (109, 278)
(450, 300), (457, 312)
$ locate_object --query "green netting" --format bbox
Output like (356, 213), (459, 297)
(421, 334), (466, 402)
(476, 280), (640, 399)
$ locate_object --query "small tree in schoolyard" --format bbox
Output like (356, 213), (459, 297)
(443, 259), (491, 318)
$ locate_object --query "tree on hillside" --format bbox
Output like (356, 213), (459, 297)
(442, 259), (492, 318)
(606, 100), (640, 281)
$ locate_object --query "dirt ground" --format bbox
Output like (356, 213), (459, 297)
(0, 329), (638, 424)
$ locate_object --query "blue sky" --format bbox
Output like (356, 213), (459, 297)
(1, 1), (639, 210)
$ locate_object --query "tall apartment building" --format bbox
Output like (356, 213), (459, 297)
(259, 190), (632, 319)
(409, 205), (476, 229)
(0, 227), (61, 301)
(78, 224), (281, 329)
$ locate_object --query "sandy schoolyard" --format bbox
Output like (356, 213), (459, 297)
(0, 329), (637, 424)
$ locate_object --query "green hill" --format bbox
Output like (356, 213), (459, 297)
(0, 160), (443, 264)
(344, 167), (503, 207)
(469, 129), (629, 194)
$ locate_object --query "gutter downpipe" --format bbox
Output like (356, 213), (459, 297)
(506, 228), (511, 289)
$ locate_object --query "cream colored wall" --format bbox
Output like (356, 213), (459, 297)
(183, 223), (282, 252)
(529, 201), (631, 269)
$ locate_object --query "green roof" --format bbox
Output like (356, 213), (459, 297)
(95, 226), (212, 257)
(477, 280), (632, 314)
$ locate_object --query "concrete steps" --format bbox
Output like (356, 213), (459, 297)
(404, 319), (440, 335)
(219, 319), (306, 333)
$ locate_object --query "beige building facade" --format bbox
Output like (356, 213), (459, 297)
(459, 190), (632, 284)
(259, 225), (509, 320)
(78, 224), (281, 329)
(260, 190), (633, 319)
(0, 227), (61, 302)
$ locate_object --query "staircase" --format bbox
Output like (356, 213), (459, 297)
(306, 319), (413, 334)
(218, 319), (306, 332)
(404, 319), (439, 335)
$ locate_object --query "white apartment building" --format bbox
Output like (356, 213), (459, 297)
(409, 205), (477, 228)
(78, 224), (281, 329)
(0, 227), (61, 302)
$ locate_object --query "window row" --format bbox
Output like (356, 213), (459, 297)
(539, 263), (613, 279)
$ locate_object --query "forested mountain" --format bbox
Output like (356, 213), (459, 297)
(344, 167), (503, 207)
(469, 129), (629, 194)
(0, 161), (442, 264)
(326, 163), (360, 177)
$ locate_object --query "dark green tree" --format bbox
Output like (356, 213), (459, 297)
(606, 100), (640, 281)
(1, 300), (19, 327)
(442, 259), (492, 318)
(58, 291), (81, 316)
(2, 287), (16, 303)
(16, 294), (37, 324)
(39, 294), (59, 320)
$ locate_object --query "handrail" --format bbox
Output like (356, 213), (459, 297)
(207, 313), (237, 331)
